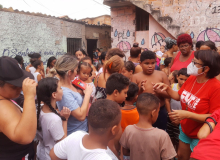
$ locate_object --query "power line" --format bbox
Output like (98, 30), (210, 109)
(92, 0), (110, 11)
(23, 0), (31, 7)
(31, 0), (64, 16)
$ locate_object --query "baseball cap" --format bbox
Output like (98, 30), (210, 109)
(0, 56), (34, 87)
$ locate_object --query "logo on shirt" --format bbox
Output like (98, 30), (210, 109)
(181, 90), (200, 110)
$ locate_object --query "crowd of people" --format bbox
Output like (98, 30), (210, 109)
(1, 33), (220, 160)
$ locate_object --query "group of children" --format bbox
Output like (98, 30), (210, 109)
(15, 38), (220, 160)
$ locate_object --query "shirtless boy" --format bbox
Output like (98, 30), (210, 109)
(131, 50), (170, 130)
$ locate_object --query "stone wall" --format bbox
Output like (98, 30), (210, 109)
(0, 11), (85, 66)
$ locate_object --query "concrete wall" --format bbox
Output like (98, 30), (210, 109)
(81, 15), (111, 25)
(0, 11), (85, 66)
(132, 0), (220, 46)
(85, 25), (111, 51)
(111, 6), (136, 58)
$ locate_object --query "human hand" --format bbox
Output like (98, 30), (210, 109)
(22, 78), (37, 99)
(138, 79), (147, 92)
(83, 84), (93, 96)
(168, 110), (189, 124)
(60, 107), (71, 120)
(153, 82), (169, 92)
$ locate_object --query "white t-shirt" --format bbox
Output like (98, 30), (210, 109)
(54, 131), (118, 160)
(29, 66), (36, 74)
(156, 51), (164, 57)
(37, 111), (64, 160)
(33, 72), (40, 83)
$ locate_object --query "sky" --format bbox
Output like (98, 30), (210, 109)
(0, 0), (110, 20)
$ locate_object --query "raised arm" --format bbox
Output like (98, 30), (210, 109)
(0, 78), (37, 144)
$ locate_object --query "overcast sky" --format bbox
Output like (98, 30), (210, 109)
(0, 0), (110, 19)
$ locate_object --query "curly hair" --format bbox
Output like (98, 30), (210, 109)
(177, 34), (192, 46)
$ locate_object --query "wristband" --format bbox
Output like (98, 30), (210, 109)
(205, 117), (217, 125)
(204, 121), (213, 133)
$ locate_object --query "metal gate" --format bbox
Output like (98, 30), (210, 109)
(67, 38), (82, 55)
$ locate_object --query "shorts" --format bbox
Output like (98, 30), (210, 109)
(153, 105), (167, 131)
(179, 125), (199, 151)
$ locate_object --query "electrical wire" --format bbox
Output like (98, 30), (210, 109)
(92, 0), (110, 11)
(31, 0), (64, 16)
(23, 0), (31, 7)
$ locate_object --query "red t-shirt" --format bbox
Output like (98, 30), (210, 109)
(191, 109), (220, 160)
(178, 76), (220, 139)
(170, 51), (194, 72)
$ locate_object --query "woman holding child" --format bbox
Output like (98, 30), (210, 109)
(170, 34), (195, 72)
(154, 50), (220, 160)
(52, 55), (93, 135)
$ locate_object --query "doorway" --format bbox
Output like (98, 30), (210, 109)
(87, 39), (98, 62)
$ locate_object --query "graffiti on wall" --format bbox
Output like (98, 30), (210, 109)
(114, 29), (130, 41)
(151, 32), (166, 48)
(116, 41), (131, 52)
(197, 28), (220, 42)
(2, 48), (66, 66)
(114, 29), (132, 51)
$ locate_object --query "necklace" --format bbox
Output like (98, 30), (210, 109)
(185, 79), (209, 110)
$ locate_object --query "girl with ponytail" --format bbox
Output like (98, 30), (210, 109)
(94, 55), (124, 100)
(36, 77), (70, 160)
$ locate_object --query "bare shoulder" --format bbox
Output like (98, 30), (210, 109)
(0, 101), (21, 129)
(135, 65), (143, 74)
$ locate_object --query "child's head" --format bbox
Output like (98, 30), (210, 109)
(106, 73), (130, 104)
(96, 63), (102, 72)
(33, 59), (44, 70)
(81, 56), (92, 65)
(100, 52), (107, 64)
(136, 93), (160, 124)
(130, 45), (141, 58)
(126, 82), (139, 102)
(196, 41), (205, 51)
(36, 78), (64, 130)
(28, 53), (41, 60)
(168, 70), (178, 84)
(106, 48), (125, 60)
(121, 61), (135, 79)
(177, 68), (189, 87)
(164, 57), (172, 67)
(103, 55), (124, 76)
(140, 51), (156, 75)
(77, 61), (93, 81)
(160, 45), (165, 53)
(47, 56), (57, 68)
(88, 99), (121, 138)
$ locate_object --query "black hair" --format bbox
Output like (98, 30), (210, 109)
(201, 41), (217, 51)
(130, 46), (141, 58)
(74, 49), (87, 56)
(88, 99), (121, 134)
(164, 37), (177, 50)
(81, 56), (92, 63)
(178, 68), (189, 77)
(140, 51), (156, 62)
(106, 73), (130, 95)
(96, 48), (100, 52)
(194, 50), (220, 78)
(77, 61), (93, 76)
(30, 58), (38, 65)
(96, 63), (102, 71)
(28, 53), (41, 59)
(100, 52), (107, 64)
(196, 41), (205, 49)
(47, 56), (56, 68)
(14, 55), (23, 64)
(172, 70), (179, 83)
(126, 82), (139, 101)
(124, 61), (135, 74)
(33, 60), (43, 69)
(164, 57), (172, 67)
(36, 78), (66, 130)
(0, 79), (5, 87)
(133, 42), (139, 47)
(136, 93), (160, 115)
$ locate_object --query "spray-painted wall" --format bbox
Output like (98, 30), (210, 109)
(0, 11), (85, 66)
(111, 6), (136, 58)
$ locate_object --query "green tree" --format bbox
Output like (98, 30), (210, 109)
(0, 4), (3, 9)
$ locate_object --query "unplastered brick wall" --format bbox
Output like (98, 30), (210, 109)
(0, 11), (85, 66)
(111, 6), (136, 59)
